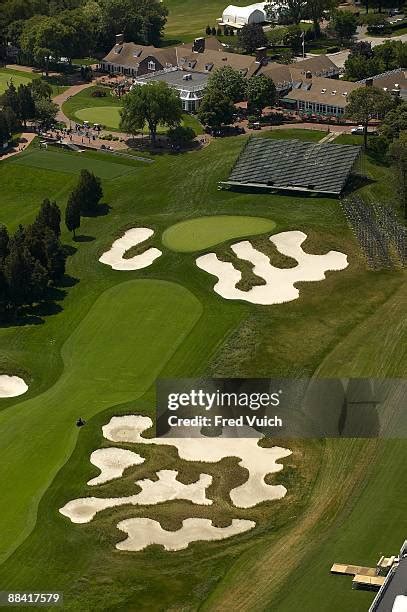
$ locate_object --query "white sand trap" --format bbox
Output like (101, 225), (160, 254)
(99, 228), (162, 271)
(59, 470), (213, 523)
(0, 375), (28, 398)
(196, 230), (348, 305)
(87, 447), (145, 486)
(116, 517), (256, 551)
(103, 415), (291, 508)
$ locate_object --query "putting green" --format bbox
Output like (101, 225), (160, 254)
(76, 106), (122, 130)
(162, 215), (277, 252)
(0, 279), (202, 563)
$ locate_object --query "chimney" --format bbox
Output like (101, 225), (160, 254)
(255, 47), (267, 64)
(365, 78), (373, 87)
(305, 70), (312, 79)
(115, 33), (124, 45)
(192, 37), (205, 53)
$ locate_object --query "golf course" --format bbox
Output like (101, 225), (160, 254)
(0, 129), (406, 611)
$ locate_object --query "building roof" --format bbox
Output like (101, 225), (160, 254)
(223, 137), (361, 195)
(286, 76), (361, 108)
(103, 42), (177, 69)
(134, 69), (209, 90)
(293, 54), (340, 77)
(357, 68), (407, 100)
(257, 62), (293, 89)
(176, 43), (260, 77)
(222, 3), (267, 19)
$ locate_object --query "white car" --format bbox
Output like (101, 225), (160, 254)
(351, 125), (365, 135)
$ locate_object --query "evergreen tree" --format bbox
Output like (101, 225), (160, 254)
(206, 25), (211, 35)
(36, 199), (61, 236)
(75, 170), (103, 215)
(43, 228), (66, 281)
(0, 225), (9, 261)
(65, 191), (81, 239)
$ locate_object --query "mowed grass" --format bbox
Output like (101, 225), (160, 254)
(63, 86), (204, 134)
(0, 68), (33, 94)
(162, 215), (276, 252)
(162, 0), (248, 42)
(12, 148), (139, 179)
(0, 131), (405, 610)
(0, 279), (202, 562)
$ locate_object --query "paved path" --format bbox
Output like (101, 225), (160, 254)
(53, 82), (95, 125)
(0, 132), (35, 161)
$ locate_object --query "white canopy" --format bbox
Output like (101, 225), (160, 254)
(222, 2), (267, 25)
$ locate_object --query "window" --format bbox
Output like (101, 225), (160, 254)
(148, 61), (156, 71)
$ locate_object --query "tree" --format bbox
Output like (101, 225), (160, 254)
(246, 74), (276, 115)
(97, 0), (167, 49)
(346, 86), (393, 149)
(380, 103), (407, 142)
(304, 0), (335, 38)
(0, 112), (10, 147)
(206, 25), (211, 35)
(389, 132), (407, 219)
(330, 10), (358, 45)
(0, 225), (9, 261)
(167, 125), (195, 148)
(239, 23), (268, 54)
(30, 78), (53, 100)
(344, 53), (384, 81)
(198, 90), (235, 131)
(283, 24), (303, 54)
(207, 66), (247, 103)
(34, 97), (58, 130)
(120, 81), (182, 145)
(74, 170), (104, 216)
(16, 84), (36, 128)
(36, 199), (61, 236)
(272, 0), (305, 24)
(65, 192), (81, 239)
(211, 26), (216, 35)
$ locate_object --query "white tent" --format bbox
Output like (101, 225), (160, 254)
(221, 2), (267, 26)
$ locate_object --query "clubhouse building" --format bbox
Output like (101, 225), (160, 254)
(101, 35), (407, 116)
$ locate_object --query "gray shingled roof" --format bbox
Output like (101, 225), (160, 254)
(223, 137), (361, 195)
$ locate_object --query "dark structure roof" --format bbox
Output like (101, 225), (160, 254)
(221, 137), (361, 195)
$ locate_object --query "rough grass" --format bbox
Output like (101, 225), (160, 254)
(0, 68), (33, 94)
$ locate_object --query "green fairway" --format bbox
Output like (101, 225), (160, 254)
(0, 68), (33, 94)
(0, 279), (202, 562)
(0, 127), (406, 612)
(11, 149), (139, 179)
(162, 215), (276, 252)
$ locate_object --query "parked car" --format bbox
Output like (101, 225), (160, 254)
(351, 125), (364, 135)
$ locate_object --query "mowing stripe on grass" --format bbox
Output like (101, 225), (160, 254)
(0, 279), (202, 563)
(11, 150), (138, 179)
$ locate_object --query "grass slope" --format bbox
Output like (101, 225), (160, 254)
(0, 131), (405, 610)
(12, 148), (140, 179)
(162, 215), (276, 252)
(0, 280), (202, 562)
(0, 68), (33, 94)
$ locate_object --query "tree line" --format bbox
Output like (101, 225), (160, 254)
(344, 40), (407, 82)
(0, 79), (58, 146)
(0, 0), (167, 70)
(0, 200), (67, 318)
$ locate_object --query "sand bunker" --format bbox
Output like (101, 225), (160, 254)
(88, 447), (145, 486)
(99, 228), (162, 271)
(116, 517), (256, 551)
(0, 375), (28, 398)
(103, 415), (291, 508)
(59, 470), (213, 523)
(196, 230), (348, 305)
